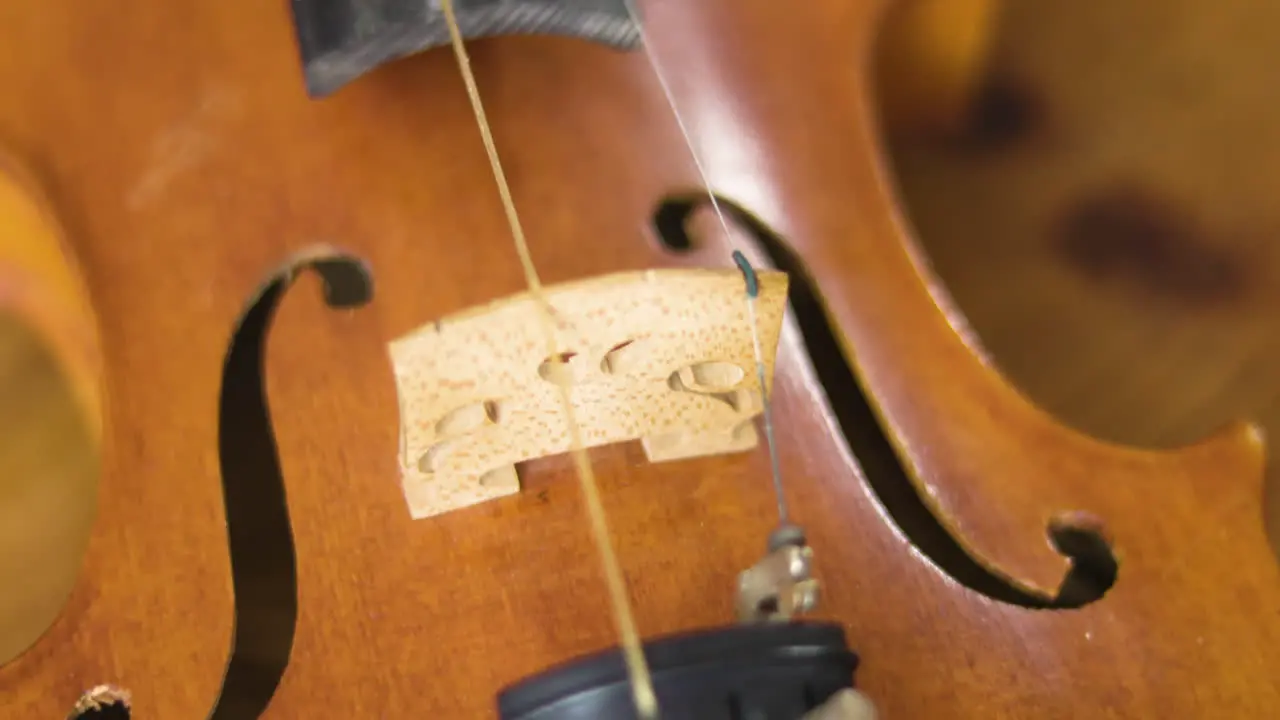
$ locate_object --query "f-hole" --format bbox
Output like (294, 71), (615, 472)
(652, 195), (1118, 609)
(208, 251), (372, 717)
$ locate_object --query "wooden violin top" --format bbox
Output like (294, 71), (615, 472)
(0, 0), (1276, 717)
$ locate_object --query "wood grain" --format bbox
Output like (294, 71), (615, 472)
(388, 268), (786, 518)
(0, 0), (1275, 717)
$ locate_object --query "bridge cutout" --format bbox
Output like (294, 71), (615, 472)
(387, 267), (788, 519)
(652, 195), (1118, 609)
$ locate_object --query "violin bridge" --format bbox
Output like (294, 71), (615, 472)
(387, 267), (789, 519)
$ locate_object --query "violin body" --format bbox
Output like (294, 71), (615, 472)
(1, 0), (1278, 717)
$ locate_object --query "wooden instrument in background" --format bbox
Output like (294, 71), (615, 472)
(0, 0), (1277, 717)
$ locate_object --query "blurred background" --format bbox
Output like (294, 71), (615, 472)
(875, 0), (1280, 557)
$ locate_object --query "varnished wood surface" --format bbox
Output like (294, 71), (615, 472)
(0, 316), (98, 665)
(0, 152), (101, 665)
(0, 0), (1276, 717)
(883, 0), (1280, 557)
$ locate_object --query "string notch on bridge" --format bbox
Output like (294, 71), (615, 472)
(439, 2), (818, 716)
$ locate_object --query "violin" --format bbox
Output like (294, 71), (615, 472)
(2, 0), (1278, 717)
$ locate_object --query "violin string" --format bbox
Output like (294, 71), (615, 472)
(734, 253), (789, 524)
(620, 0), (790, 525)
(439, 2), (658, 718)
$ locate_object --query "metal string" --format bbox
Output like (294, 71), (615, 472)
(439, 1), (658, 717)
(619, 0), (791, 524)
(440, 2), (796, 715)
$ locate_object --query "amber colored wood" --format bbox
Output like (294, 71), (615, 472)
(0, 1), (1276, 718)
(875, 0), (1001, 136)
(0, 153), (102, 665)
(882, 0), (1280, 560)
(0, 151), (102, 446)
